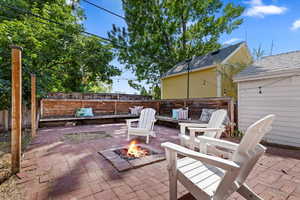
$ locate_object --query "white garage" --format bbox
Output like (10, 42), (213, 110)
(234, 51), (300, 147)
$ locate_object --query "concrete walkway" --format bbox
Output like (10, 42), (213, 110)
(18, 124), (300, 200)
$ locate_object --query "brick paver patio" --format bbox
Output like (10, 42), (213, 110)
(18, 123), (300, 200)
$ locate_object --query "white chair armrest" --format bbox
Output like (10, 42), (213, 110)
(186, 127), (222, 150)
(161, 142), (240, 171)
(188, 127), (223, 132)
(179, 123), (209, 138)
(197, 136), (239, 151)
(179, 123), (208, 127)
(126, 119), (139, 123)
(126, 119), (139, 128)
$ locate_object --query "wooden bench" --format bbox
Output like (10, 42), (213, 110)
(156, 115), (204, 125)
(39, 114), (139, 127)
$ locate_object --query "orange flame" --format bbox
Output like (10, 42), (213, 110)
(127, 140), (148, 158)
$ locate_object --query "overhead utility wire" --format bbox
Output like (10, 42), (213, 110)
(0, 3), (118, 44)
(81, 0), (125, 20)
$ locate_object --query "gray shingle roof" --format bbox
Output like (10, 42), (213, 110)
(235, 50), (300, 80)
(162, 42), (244, 78)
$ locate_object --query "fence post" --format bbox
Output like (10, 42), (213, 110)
(11, 45), (22, 174)
(156, 101), (160, 115)
(114, 100), (117, 114)
(31, 74), (37, 137)
(3, 110), (9, 131)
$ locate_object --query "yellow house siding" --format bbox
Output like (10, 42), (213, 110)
(189, 68), (217, 98)
(162, 74), (187, 99)
(162, 67), (217, 99)
(226, 45), (252, 64)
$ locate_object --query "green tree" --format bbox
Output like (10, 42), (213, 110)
(140, 87), (149, 96)
(217, 62), (250, 99)
(108, 0), (244, 94)
(0, 0), (120, 109)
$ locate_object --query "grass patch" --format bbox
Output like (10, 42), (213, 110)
(61, 131), (111, 143)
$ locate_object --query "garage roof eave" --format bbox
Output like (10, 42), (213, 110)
(233, 67), (300, 83)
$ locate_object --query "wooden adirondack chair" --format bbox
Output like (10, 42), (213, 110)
(126, 108), (156, 144)
(162, 114), (275, 200)
(179, 109), (227, 150)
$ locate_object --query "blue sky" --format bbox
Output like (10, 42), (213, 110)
(80, 0), (300, 94)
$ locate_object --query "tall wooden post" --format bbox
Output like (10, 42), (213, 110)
(11, 45), (22, 174)
(31, 74), (36, 137)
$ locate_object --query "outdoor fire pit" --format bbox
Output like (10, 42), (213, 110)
(99, 140), (165, 171)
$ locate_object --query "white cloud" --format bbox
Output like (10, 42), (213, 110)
(291, 19), (300, 31)
(245, 0), (263, 6)
(244, 0), (287, 18)
(223, 38), (242, 45)
(66, 0), (73, 5)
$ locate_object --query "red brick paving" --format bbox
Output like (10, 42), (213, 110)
(18, 123), (300, 200)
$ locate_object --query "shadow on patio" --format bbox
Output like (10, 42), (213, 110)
(18, 123), (300, 200)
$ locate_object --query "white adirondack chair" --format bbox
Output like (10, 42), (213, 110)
(162, 114), (275, 200)
(179, 109), (227, 150)
(126, 108), (156, 144)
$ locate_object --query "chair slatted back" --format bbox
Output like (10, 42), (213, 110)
(138, 108), (156, 130)
(215, 115), (275, 199)
(233, 114), (275, 183)
(204, 109), (227, 137)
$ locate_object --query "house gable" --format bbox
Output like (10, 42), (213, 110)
(161, 42), (252, 99)
(162, 42), (247, 79)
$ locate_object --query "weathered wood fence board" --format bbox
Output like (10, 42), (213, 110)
(0, 106), (32, 131)
(45, 92), (152, 100)
(115, 101), (158, 114)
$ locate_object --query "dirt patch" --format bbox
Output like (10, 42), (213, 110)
(0, 175), (24, 200)
(0, 154), (24, 200)
(0, 129), (32, 200)
(61, 131), (111, 143)
(0, 154), (11, 184)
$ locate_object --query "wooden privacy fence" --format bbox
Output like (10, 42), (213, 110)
(158, 98), (234, 120)
(41, 97), (235, 131)
(41, 99), (159, 117)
